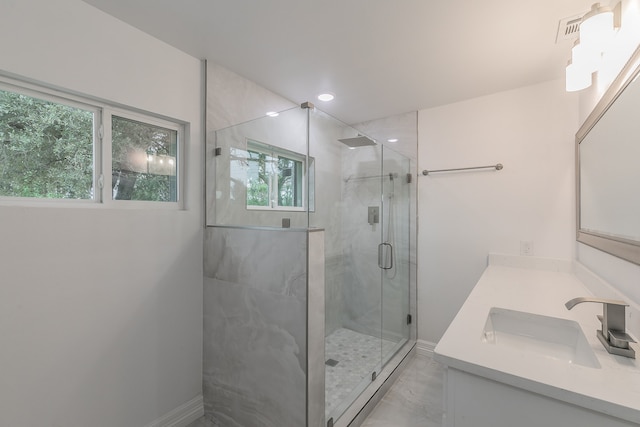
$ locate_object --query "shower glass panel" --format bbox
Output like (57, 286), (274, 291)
(211, 106), (308, 227)
(308, 108), (412, 424)
(308, 108), (383, 422)
(381, 146), (411, 366)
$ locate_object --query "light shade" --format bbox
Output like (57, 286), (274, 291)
(566, 59), (593, 92)
(564, 2), (621, 92)
(580, 3), (615, 54)
(571, 38), (601, 74)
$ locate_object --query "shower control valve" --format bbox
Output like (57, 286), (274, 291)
(368, 206), (379, 224)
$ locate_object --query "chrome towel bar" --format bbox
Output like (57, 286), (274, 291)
(421, 163), (503, 176)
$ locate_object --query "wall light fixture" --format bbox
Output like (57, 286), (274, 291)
(565, 2), (621, 92)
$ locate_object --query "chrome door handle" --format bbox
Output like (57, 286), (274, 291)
(378, 243), (393, 270)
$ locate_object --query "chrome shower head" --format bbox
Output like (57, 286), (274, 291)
(338, 135), (376, 148)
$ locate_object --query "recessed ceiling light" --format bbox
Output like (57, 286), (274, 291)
(317, 93), (335, 102)
(387, 138), (399, 143)
(266, 111), (279, 117)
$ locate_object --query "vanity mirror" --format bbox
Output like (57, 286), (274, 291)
(577, 44), (640, 265)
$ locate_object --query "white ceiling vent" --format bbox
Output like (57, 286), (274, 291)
(556, 13), (583, 43)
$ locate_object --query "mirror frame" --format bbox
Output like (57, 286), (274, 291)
(576, 44), (640, 266)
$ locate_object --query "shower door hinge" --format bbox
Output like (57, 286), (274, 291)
(327, 417), (334, 427)
(214, 147), (222, 156)
(406, 173), (412, 184)
(407, 314), (412, 325)
(371, 371), (377, 382)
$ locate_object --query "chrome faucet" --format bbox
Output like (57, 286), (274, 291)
(566, 297), (636, 358)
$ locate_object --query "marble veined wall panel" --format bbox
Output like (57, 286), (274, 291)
(206, 62), (295, 132)
(325, 254), (344, 336)
(203, 227), (308, 427)
(340, 146), (384, 338)
(307, 229), (326, 427)
(205, 227), (307, 300)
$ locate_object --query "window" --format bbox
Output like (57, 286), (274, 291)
(0, 77), (184, 206)
(111, 115), (178, 202)
(0, 87), (95, 199)
(246, 140), (304, 210)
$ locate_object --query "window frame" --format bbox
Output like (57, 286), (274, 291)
(0, 75), (185, 209)
(245, 139), (306, 212)
(0, 79), (102, 206)
(103, 108), (184, 208)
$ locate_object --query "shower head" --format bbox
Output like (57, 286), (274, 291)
(338, 135), (376, 148)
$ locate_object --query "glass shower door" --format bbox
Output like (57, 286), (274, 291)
(311, 108), (413, 425)
(310, 108), (384, 424)
(331, 144), (384, 422)
(380, 146), (411, 367)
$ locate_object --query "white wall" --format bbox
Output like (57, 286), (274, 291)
(417, 79), (579, 343)
(0, 1), (203, 426)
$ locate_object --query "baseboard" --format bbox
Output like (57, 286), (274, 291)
(145, 394), (204, 427)
(416, 339), (436, 357)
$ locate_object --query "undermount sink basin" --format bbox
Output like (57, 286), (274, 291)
(482, 308), (601, 368)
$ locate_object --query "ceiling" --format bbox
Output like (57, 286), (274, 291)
(82, 0), (594, 124)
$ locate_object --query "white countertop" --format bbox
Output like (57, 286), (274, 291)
(434, 254), (640, 424)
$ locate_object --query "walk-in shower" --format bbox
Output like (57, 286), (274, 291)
(204, 103), (417, 427)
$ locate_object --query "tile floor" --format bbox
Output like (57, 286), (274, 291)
(360, 353), (444, 427)
(188, 351), (444, 427)
(324, 328), (398, 420)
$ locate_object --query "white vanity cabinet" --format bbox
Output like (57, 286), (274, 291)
(444, 368), (635, 427)
(434, 255), (640, 427)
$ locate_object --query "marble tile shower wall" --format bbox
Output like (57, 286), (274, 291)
(325, 254), (345, 336)
(340, 149), (384, 337)
(203, 227), (308, 427)
(307, 111), (354, 339)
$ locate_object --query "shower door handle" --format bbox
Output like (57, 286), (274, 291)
(378, 243), (394, 270)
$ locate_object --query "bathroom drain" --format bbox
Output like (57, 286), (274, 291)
(325, 358), (339, 367)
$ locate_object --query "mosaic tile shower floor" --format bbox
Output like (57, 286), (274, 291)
(324, 328), (398, 420)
